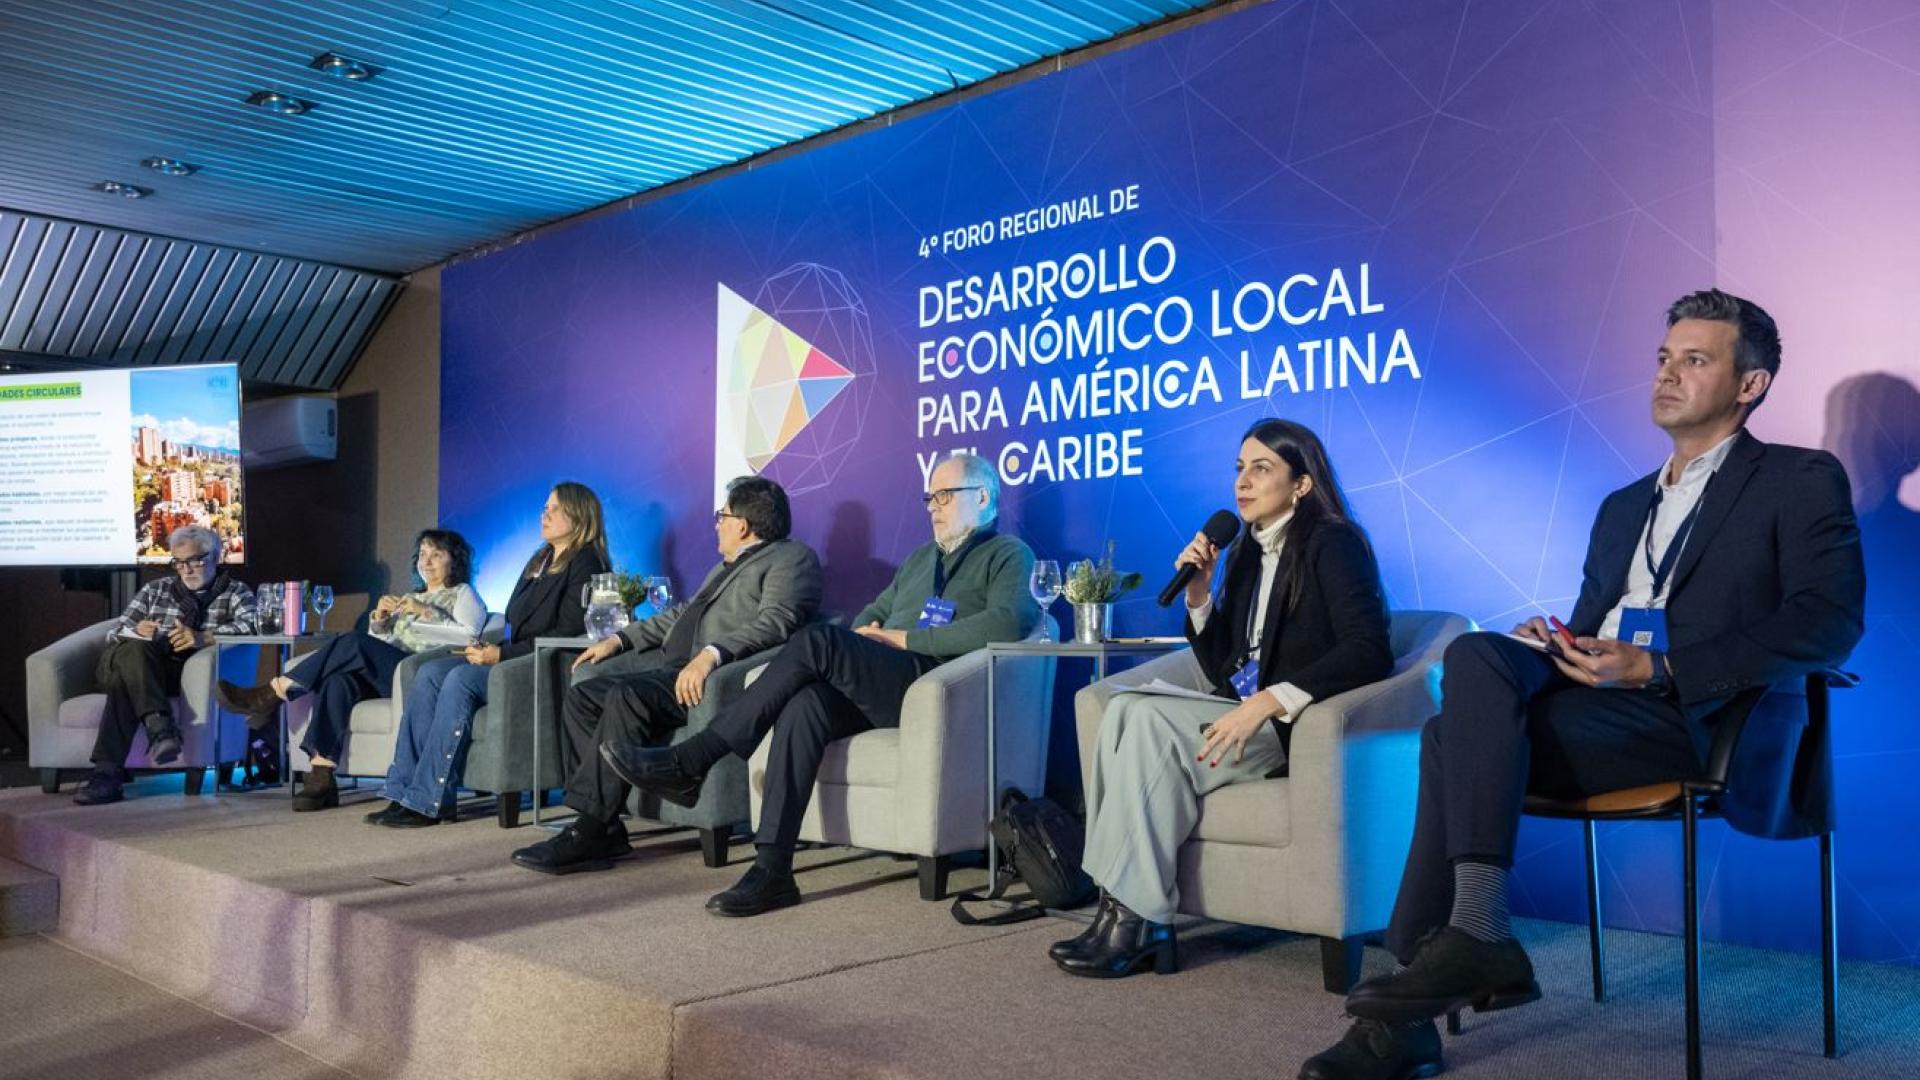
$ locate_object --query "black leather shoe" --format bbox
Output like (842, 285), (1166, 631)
(1052, 898), (1177, 978)
(1346, 928), (1539, 1023)
(216, 679), (283, 728)
(146, 726), (184, 767)
(72, 773), (125, 806)
(377, 806), (445, 828)
(364, 801), (406, 825)
(1049, 891), (1118, 962)
(599, 740), (705, 809)
(706, 865), (802, 917)
(512, 819), (633, 875)
(1299, 1018), (1443, 1080)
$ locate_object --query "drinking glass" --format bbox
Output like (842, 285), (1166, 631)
(645, 575), (673, 611)
(1029, 560), (1063, 642)
(311, 585), (334, 634)
(255, 583), (281, 635)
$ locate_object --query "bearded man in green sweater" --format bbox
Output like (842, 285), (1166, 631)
(604, 452), (1040, 916)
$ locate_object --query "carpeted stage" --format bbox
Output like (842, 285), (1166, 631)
(1, 782), (1915, 1080)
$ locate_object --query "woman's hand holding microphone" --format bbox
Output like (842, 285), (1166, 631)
(1174, 532), (1221, 609)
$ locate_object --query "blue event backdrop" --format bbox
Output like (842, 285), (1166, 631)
(442, 0), (1920, 964)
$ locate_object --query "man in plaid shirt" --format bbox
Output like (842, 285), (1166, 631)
(74, 524), (258, 805)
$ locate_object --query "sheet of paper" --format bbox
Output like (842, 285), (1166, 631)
(1113, 678), (1230, 703)
(406, 621), (482, 647)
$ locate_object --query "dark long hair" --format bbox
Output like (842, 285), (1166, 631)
(411, 528), (474, 589)
(1223, 418), (1371, 617)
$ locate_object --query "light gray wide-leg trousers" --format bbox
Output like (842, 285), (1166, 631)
(1080, 691), (1286, 922)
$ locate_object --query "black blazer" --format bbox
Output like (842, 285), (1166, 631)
(1186, 517), (1394, 713)
(1567, 430), (1865, 837)
(499, 546), (611, 662)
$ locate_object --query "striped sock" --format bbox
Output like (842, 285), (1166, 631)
(1448, 860), (1514, 943)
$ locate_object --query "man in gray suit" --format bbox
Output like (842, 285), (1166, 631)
(511, 476), (822, 874)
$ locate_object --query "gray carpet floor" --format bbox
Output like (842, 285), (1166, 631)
(0, 934), (350, 1080)
(1, 782), (1917, 1079)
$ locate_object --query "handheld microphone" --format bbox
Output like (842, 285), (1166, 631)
(1156, 509), (1241, 607)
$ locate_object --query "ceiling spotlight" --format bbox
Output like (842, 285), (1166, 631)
(94, 180), (152, 198)
(141, 156), (199, 176)
(244, 90), (314, 115)
(309, 51), (379, 81)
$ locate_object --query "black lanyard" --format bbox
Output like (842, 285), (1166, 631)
(932, 529), (994, 598)
(1643, 480), (1709, 603)
(1239, 542), (1276, 665)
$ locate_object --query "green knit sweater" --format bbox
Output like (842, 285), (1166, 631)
(853, 530), (1040, 658)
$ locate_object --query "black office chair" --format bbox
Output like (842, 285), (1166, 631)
(1515, 669), (1855, 1080)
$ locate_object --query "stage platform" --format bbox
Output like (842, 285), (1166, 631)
(1, 782), (1916, 1080)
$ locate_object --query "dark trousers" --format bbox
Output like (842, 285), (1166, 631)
(90, 636), (188, 770)
(1384, 631), (1709, 961)
(562, 661), (690, 822)
(705, 623), (939, 850)
(293, 631), (409, 761)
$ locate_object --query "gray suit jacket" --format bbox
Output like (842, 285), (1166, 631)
(617, 538), (822, 662)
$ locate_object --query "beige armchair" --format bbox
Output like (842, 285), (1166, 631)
(1073, 610), (1468, 992)
(748, 618), (1057, 900)
(26, 619), (259, 795)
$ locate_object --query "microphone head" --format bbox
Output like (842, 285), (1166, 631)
(1201, 509), (1241, 547)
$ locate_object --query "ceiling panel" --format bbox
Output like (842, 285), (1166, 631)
(0, 208), (399, 388)
(0, 0), (1212, 274)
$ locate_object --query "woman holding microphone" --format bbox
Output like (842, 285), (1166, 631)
(1052, 418), (1394, 978)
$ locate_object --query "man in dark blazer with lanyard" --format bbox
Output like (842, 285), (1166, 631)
(511, 476), (821, 874)
(604, 452), (1041, 916)
(1301, 289), (1866, 1080)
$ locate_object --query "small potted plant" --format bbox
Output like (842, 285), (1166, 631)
(612, 570), (650, 618)
(1062, 541), (1142, 643)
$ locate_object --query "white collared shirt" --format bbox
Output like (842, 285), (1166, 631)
(1597, 432), (1740, 641)
(1188, 512), (1314, 722)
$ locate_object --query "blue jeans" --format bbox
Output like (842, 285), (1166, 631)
(381, 654), (490, 816)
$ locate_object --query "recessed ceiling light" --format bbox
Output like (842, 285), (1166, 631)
(309, 50), (380, 81)
(94, 180), (153, 198)
(141, 156), (199, 176)
(245, 90), (315, 115)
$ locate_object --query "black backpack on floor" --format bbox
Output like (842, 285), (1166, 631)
(950, 788), (1097, 925)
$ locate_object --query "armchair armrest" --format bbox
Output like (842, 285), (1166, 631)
(1072, 649), (1207, 799)
(891, 639), (1057, 857)
(25, 619), (119, 734)
(1698, 667), (1860, 793)
(1283, 611), (1467, 937)
(684, 646), (784, 736)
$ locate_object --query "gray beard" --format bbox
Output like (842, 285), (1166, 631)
(935, 525), (975, 554)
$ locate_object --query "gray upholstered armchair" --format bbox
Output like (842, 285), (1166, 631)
(1073, 609), (1467, 992)
(26, 619), (259, 794)
(746, 617), (1058, 900)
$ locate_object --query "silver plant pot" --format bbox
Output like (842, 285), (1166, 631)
(1072, 602), (1113, 644)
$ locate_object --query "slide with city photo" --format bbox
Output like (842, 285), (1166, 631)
(0, 362), (243, 567)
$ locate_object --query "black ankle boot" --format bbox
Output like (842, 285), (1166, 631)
(1052, 898), (1177, 978)
(1049, 891), (1118, 962)
(292, 765), (338, 812)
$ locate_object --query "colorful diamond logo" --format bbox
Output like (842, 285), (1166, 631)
(714, 282), (855, 481)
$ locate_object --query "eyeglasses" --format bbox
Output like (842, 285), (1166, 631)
(921, 485), (984, 508)
(169, 553), (214, 570)
(712, 509), (742, 524)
